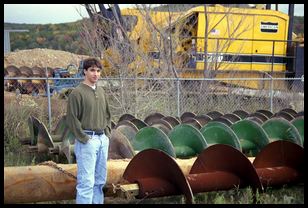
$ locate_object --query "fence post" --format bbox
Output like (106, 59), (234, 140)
(271, 40), (275, 75)
(176, 78), (180, 118)
(45, 67), (52, 131)
(270, 76), (273, 112)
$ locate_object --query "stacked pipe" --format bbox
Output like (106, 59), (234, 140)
(6, 106), (305, 203)
(114, 108), (304, 159)
(21, 108), (304, 164)
(122, 140), (304, 203)
(4, 65), (55, 94)
(4, 140), (304, 203)
(20, 115), (76, 163)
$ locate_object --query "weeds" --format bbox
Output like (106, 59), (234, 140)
(4, 92), (65, 166)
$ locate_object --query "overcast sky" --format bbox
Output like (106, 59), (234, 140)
(4, 4), (304, 24)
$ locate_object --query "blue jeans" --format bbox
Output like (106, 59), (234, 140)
(74, 133), (109, 204)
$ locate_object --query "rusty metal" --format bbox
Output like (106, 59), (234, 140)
(31, 66), (45, 77)
(280, 108), (298, 117)
(232, 110), (249, 119)
(19, 66), (33, 77)
(144, 112), (165, 125)
(115, 118), (138, 131)
(189, 144), (263, 194)
(60, 137), (75, 163)
(19, 116), (36, 145)
(52, 115), (67, 135)
(256, 109), (273, 119)
(245, 116), (263, 125)
(48, 142), (62, 155)
(130, 118), (148, 130)
(194, 114), (212, 126)
(37, 129), (55, 153)
(6, 65), (21, 76)
(271, 111), (294, 121)
(116, 120), (139, 132)
(256, 167), (300, 187)
(4, 67), (9, 76)
(7, 111), (305, 203)
(118, 113), (135, 123)
(182, 117), (202, 129)
(9, 140), (302, 204)
(111, 120), (116, 129)
(47, 127), (75, 163)
(37, 120), (63, 153)
(29, 116), (64, 153)
(26, 145), (38, 153)
(4, 159), (136, 203)
(295, 111), (304, 117)
(161, 116), (180, 127)
(109, 129), (135, 159)
(38, 160), (77, 180)
(123, 149), (194, 204)
(253, 140), (304, 187)
(5, 156), (206, 203)
(187, 171), (243, 194)
(180, 112), (196, 122)
(4, 164), (77, 204)
(212, 117), (233, 126)
(150, 119), (173, 134)
(249, 112), (269, 123)
(116, 123), (138, 142)
(30, 116), (41, 145)
(222, 113), (241, 123)
(206, 111), (223, 119)
(19, 66), (34, 93)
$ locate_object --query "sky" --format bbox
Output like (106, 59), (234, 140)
(4, 4), (135, 24)
(4, 4), (304, 24)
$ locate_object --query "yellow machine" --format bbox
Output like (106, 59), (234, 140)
(87, 4), (299, 90)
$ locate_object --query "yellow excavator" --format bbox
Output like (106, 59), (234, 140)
(84, 4), (303, 90)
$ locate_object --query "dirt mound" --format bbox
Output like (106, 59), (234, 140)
(4, 48), (90, 69)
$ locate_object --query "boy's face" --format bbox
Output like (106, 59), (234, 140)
(84, 66), (101, 85)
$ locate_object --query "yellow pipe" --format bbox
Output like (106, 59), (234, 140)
(4, 157), (254, 203)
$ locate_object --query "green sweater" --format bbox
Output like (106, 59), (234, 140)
(66, 83), (111, 143)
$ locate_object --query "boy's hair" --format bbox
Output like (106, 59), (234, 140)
(82, 58), (102, 75)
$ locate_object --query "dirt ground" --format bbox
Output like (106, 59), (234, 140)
(4, 48), (90, 69)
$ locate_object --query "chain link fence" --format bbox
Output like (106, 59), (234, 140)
(4, 75), (304, 130)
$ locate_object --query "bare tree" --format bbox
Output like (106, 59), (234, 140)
(78, 4), (259, 118)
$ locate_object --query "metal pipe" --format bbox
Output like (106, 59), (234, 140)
(4, 155), (259, 203)
(114, 163), (302, 200)
(256, 166), (300, 187)
(187, 171), (243, 194)
(4, 157), (208, 204)
(4, 164), (77, 204)
(45, 67), (52, 130)
(176, 78), (181, 118)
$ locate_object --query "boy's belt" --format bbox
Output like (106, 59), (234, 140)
(84, 130), (104, 136)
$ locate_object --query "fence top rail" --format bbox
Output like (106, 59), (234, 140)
(4, 76), (304, 82)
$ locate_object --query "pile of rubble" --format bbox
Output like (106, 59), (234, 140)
(4, 48), (90, 69)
